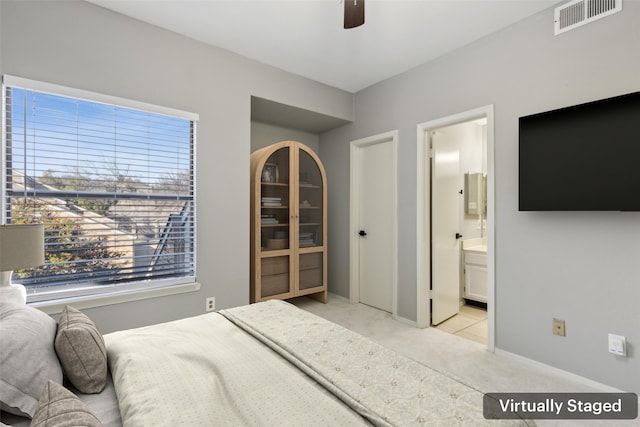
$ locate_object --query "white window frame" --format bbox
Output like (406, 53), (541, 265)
(2, 76), (200, 313)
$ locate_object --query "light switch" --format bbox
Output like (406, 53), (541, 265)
(608, 333), (626, 356)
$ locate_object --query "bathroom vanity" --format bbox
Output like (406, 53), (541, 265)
(462, 238), (487, 303)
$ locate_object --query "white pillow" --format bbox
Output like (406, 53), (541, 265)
(0, 303), (63, 417)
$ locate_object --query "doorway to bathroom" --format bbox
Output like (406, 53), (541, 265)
(416, 106), (495, 351)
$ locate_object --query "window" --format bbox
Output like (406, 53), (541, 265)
(2, 76), (198, 303)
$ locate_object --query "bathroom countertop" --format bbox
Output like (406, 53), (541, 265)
(462, 237), (487, 253)
(463, 244), (487, 253)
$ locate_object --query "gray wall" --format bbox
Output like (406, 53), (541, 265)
(0, 0), (353, 333)
(320, 4), (640, 393)
(251, 122), (320, 153)
(3, 0), (639, 394)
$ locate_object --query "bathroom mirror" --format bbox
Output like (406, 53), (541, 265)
(465, 172), (486, 216)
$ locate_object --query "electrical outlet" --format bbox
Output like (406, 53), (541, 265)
(608, 334), (626, 356)
(206, 297), (215, 312)
(552, 318), (565, 336)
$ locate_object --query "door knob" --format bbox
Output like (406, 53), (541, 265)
(455, 233), (463, 239)
(358, 230), (367, 237)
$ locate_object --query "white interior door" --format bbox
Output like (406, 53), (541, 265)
(431, 131), (461, 325)
(357, 139), (394, 312)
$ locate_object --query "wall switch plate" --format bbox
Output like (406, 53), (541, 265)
(206, 297), (215, 312)
(552, 318), (565, 336)
(608, 333), (626, 356)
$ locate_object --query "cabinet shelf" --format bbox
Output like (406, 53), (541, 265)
(260, 249), (290, 257)
(298, 246), (323, 255)
(251, 141), (327, 304)
(261, 248), (289, 253)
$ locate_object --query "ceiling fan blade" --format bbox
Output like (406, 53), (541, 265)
(344, 0), (365, 29)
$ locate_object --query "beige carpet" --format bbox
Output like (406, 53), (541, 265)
(292, 294), (639, 427)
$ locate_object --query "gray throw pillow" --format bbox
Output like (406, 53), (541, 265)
(30, 380), (103, 427)
(54, 306), (107, 394)
(0, 302), (64, 418)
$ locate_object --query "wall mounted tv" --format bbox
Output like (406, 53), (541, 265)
(519, 91), (640, 211)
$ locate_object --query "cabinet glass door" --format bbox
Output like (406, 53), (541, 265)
(298, 149), (323, 249)
(298, 148), (324, 293)
(259, 147), (292, 299)
(260, 147), (290, 251)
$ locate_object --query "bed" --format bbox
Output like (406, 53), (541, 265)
(0, 300), (533, 426)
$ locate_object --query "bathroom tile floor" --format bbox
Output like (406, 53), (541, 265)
(434, 304), (488, 345)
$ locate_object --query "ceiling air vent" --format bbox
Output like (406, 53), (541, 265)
(554, 0), (622, 35)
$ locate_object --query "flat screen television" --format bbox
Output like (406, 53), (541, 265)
(519, 91), (640, 211)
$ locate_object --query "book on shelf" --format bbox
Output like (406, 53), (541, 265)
(261, 196), (282, 207)
(299, 232), (315, 247)
(261, 214), (278, 224)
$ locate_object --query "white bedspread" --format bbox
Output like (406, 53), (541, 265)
(104, 310), (369, 427)
(105, 300), (532, 426)
(221, 300), (533, 427)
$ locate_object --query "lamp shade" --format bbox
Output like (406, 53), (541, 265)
(0, 224), (45, 271)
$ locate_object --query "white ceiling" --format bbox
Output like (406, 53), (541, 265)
(87, 0), (560, 93)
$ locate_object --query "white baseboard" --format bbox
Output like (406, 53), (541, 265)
(394, 314), (417, 327)
(495, 347), (624, 393)
(327, 292), (350, 303)
(328, 292), (418, 327)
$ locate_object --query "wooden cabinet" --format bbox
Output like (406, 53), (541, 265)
(250, 141), (327, 303)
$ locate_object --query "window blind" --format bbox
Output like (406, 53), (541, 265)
(3, 79), (196, 299)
